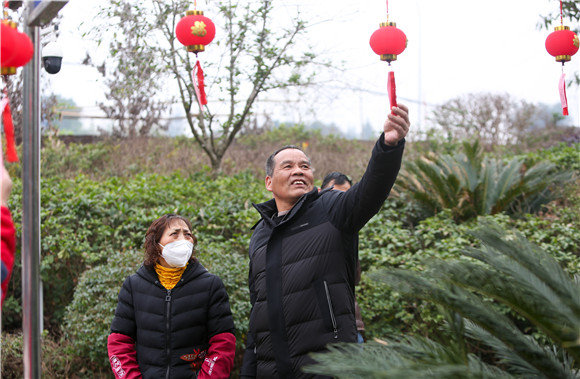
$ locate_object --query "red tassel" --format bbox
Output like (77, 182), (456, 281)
(387, 71), (397, 113)
(2, 102), (18, 163)
(558, 73), (569, 116)
(191, 60), (208, 109)
(196, 60), (207, 105)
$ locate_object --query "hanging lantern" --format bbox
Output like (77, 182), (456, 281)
(544, 1), (579, 116)
(369, 22), (407, 63)
(0, 19), (34, 76)
(545, 26), (579, 63)
(176, 10), (216, 53)
(1, 20), (18, 75)
(175, 10), (216, 108)
(369, 3), (407, 114)
(1, 18), (34, 163)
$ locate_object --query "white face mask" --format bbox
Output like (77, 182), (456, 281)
(159, 240), (194, 268)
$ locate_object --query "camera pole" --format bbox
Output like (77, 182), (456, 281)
(21, 2), (68, 378)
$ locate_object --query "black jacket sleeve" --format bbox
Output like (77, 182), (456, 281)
(207, 275), (236, 337)
(110, 275), (137, 339)
(325, 134), (405, 233)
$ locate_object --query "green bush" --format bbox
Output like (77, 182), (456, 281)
(2, 171), (267, 334)
(63, 249), (142, 374)
(2, 136), (578, 377)
(395, 140), (574, 222)
(357, 207), (580, 341)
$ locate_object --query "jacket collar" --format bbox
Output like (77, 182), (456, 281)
(252, 187), (320, 229)
(137, 260), (207, 286)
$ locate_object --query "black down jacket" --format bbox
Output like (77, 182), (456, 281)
(110, 260), (235, 378)
(241, 136), (405, 378)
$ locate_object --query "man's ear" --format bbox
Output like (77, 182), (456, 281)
(265, 176), (273, 193)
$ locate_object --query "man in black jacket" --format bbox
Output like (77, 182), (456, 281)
(241, 105), (410, 378)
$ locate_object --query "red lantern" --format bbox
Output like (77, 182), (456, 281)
(1, 20), (18, 75)
(175, 9), (216, 108)
(175, 10), (216, 53)
(369, 21), (407, 113)
(8, 30), (34, 67)
(369, 22), (407, 63)
(545, 0), (579, 116)
(545, 25), (579, 63)
(1, 19), (34, 76)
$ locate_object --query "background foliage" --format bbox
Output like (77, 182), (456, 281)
(2, 128), (579, 377)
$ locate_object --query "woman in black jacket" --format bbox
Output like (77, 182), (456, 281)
(107, 214), (236, 379)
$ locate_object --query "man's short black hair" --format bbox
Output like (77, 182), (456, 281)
(265, 145), (310, 177)
(321, 172), (352, 190)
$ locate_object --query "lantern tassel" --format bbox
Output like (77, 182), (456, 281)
(387, 70), (397, 113)
(558, 72), (568, 116)
(1, 98), (18, 163)
(192, 59), (208, 109)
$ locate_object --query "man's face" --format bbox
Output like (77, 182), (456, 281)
(265, 148), (314, 212)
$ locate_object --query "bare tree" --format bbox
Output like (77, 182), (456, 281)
(87, 2), (172, 138)
(92, 0), (325, 171)
(429, 92), (539, 148)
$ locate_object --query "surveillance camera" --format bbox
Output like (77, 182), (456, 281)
(42, 42), (63, 74)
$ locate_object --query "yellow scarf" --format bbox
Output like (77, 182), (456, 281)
(154, 263), (187, 290)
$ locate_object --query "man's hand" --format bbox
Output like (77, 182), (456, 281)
(383, 104), (410, 147)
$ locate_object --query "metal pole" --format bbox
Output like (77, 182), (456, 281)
(22, 4), (43, 377)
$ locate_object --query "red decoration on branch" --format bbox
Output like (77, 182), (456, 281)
(545, 1), (579, 116)
(175, 10), (216, 53)
(175, 9), (216, 109)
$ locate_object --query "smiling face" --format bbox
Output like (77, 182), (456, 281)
(265, 148), (314, 212)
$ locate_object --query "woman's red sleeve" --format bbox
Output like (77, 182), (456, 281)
(198, 332), (236, 379)
(107, 332), (142, 379)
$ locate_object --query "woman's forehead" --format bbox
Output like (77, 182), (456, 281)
(166, 219), (189, 231)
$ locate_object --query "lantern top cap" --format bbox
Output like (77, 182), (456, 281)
(380, 21), (397, 28)
(186, 10), (204, 16)
(554, 25), (571, 31)
(1, 19), (17, 28)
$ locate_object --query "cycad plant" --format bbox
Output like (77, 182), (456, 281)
(305, 221), (580, 378)
(395, 140), (571, 222)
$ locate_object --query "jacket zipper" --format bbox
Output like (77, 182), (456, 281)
(165, 289), (172, 379)
(323, 281), (338, 339)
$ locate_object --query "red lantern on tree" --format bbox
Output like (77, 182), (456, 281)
(369, 1), (407, 114)
(545, 1), (579, 116)
(175, 9), (216, 108)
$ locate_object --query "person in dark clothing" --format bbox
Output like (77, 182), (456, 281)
(240, 105), (410, 378)
(320, 172), (352, 193)
(108, 214), (236, 379)
(320, 172), (365, 344)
